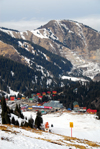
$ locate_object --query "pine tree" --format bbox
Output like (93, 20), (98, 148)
(18, 104), (24, 119)
(1, 96), (8, 124)
(35, 111), (43, 129)
(28, 116), (34, 128)
(14, 104), (24, 119)
(1, 96), (7, 113)
(21, 121), (24, 127)
(2, 116), (6, 124)
(5, 112), (10, 124)
(11, 117), (15, 125)
(14, 104), (19, 117)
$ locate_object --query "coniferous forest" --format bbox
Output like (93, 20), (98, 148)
(0, 55), (67, 94)
(24, 80), (100, 119)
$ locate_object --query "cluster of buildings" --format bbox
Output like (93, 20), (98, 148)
(26, 91), (58, 103)
(73, 101), (97, 114)
(3, 90), (64, 113)
(0, 90), (57, 103)
(0, 91), (98, 115)
(21, 100), (64, 113)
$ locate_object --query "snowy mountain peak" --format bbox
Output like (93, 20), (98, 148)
(1, 19), (100, 81)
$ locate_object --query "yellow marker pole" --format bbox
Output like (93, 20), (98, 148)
(70, 122), (73, 137)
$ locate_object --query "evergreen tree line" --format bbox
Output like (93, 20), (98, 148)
(1, 97), (43, 129)
(57, 81), (100, 109)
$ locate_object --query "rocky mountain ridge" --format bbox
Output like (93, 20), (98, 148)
(0, 20), (100, 80)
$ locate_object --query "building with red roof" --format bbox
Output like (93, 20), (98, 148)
(87, 109), (97, 114)
(52, 91), (57, 94)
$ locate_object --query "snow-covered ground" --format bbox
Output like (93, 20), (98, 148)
(61, 76), (88, 82)
(0, 111), (100, 149)
(23, 111), (100, 143)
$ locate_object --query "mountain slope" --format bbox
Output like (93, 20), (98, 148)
(1, 20), (100, 79)
(0, 30), (72, 76)
(0, 55), (66, 95)
(0, 19), (100, 89)
(0, 112), (100, 149)
(0, 30), (73, 95)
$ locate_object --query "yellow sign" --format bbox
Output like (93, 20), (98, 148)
(70, 122), (73, 128)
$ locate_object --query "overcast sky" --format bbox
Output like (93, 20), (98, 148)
(0, 0), (100, 31)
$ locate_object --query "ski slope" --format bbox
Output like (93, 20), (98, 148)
(23, 111), (100, 142)
(0, 111), (100, 149)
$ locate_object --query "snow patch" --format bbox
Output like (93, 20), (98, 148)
(11, 71), (14, 77)
(46, 79), (52, 85)
(24, 57), (30, 64)
(62, 76), (87, 82)
(31, 29), (48, 39)
(61, 60), (66, 64)
(76, 22), (87, 46)
(36, 64), (46, 77)
(54, 62), (61, 69)
(20, 32), (26, 40)
(38, 50), (48, 61)
(0, 28), (15, 38)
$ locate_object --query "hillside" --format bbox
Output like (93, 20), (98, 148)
(0, 111), (100, 149)
(0, 55), (72, 97)
(0, 30), (72, 77)
(1, 20), (100, 79)
(0, 19), (100, 96)
(0, 29), (73, 95)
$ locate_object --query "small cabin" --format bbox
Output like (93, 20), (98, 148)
(37, 93), (41, 96)
(52, 91), (57, 94)
(73, 101), (80, 112)
(47, 91), (51, 95)
(21, 96), (26, 100)
(38, 96), (43, 100)
(87, 109), (97, 114)
(80, 107), (86, 112)
(10, 96), (15, 101)
(42, 92), (46, 96)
